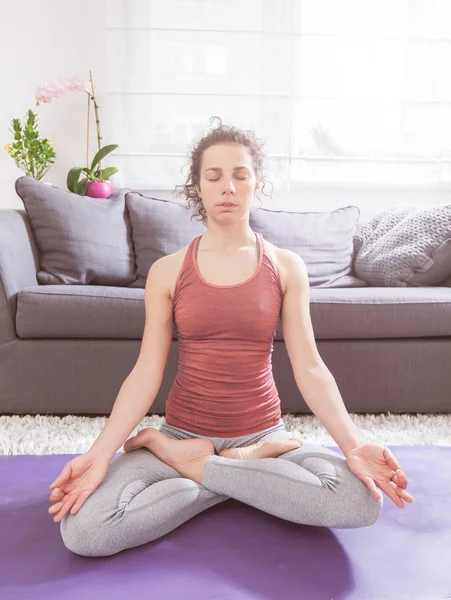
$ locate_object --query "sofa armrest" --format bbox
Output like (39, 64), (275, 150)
(0, 209), (39, 342)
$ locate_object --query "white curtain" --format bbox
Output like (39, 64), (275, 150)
(104, 0), (451, 195)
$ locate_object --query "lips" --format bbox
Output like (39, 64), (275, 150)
(218, 203), (236, 206)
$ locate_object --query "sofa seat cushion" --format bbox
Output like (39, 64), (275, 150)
(16, 286), (150, 339)
(16, 285), (451, 340)
(290, 286), (451, 339)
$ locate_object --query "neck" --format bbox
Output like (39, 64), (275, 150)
(202, 230), (257, 254)
(201, 227), (256, 254)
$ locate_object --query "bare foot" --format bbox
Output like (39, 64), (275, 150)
(124, 427), (215, 484)
(124, 427), (161, 453)
(219, 438), (302, 460)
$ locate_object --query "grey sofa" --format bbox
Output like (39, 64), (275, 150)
(1, 200), (451, 417)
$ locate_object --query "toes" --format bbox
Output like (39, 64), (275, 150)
(276, 439), (301, 448)
(288, 439), (302, 447)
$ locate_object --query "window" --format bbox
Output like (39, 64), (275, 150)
(105, 0), (451, 193)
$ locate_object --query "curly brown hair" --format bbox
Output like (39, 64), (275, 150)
(174, 116), (272, 225)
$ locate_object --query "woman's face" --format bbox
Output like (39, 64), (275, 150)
(196, 143), (259, 219)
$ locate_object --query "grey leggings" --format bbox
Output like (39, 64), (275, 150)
(60, 417), (383, 557)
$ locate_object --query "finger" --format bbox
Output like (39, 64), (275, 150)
(49, 472), (65, 490)
(379, 480), (405, 508)
(383, 449), (405, 481)
(361, 476), (383, 501)
(53, 493), (77, 523)
(49, 463), (72, 490)
(400, 489), (414, 502)
(53, 506), (70, 523)
(49, 485), (72, 504)
(392, 469), (408, 489)
(49, 488), (63, 503)
(69, 490), (91, 516)
(392, 481), (414, 503)
(48, 501), (62, 514)
(383, 449), (410, 489)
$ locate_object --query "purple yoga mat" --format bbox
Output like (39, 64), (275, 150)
(1, 446), (450, 599)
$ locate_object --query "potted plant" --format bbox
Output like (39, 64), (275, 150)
(4, 109), (56, 181)
(35, 70), (119, 198)
(66, 143), (118, 197)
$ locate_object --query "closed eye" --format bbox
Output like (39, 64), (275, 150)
(208, 176), (248, 181)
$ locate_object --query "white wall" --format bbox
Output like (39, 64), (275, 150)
(1, 1), (450, 220)
(0, 0), (107, 209)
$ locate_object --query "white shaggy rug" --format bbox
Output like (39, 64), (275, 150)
(1, 412), (450, 455)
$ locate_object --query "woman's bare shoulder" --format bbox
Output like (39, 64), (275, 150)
(264, 239), (288, 296)
(160, 243), (192, 303)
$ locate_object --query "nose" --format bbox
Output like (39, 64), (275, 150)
(220, 179), (236, 194)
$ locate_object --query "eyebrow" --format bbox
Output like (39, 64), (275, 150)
(204, 166), (250, 173)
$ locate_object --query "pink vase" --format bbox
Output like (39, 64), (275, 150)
(85, 180), (114, 198)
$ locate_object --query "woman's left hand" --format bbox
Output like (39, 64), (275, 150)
(345, 443), (415, 508)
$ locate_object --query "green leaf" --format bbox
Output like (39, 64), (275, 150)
(67, 167), (83, 193)
(77, 177), (88, 196)
(96, 166), (118, 180)
(90, 144), (119, 172)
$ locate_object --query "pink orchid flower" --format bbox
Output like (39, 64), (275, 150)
(35, 76), (90, 105)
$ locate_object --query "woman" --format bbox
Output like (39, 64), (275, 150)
(48, 117), (413, 557)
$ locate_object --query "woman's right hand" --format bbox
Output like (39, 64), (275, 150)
(48, 452), (110, 523)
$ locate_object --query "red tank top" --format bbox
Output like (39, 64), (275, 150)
(164, 231), (284, 437)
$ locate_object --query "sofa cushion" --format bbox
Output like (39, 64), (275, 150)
(126, 193), (364, 288)
(125, 192), (205, 288)
(249, 204), (363, 287)
(15, 176), (136, 286)
(16, 285), (451, 340)
(354, 204), (451, 286)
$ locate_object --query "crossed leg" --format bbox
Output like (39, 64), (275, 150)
(201, 436), (383, 529)
(59, 427), (382, 557)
